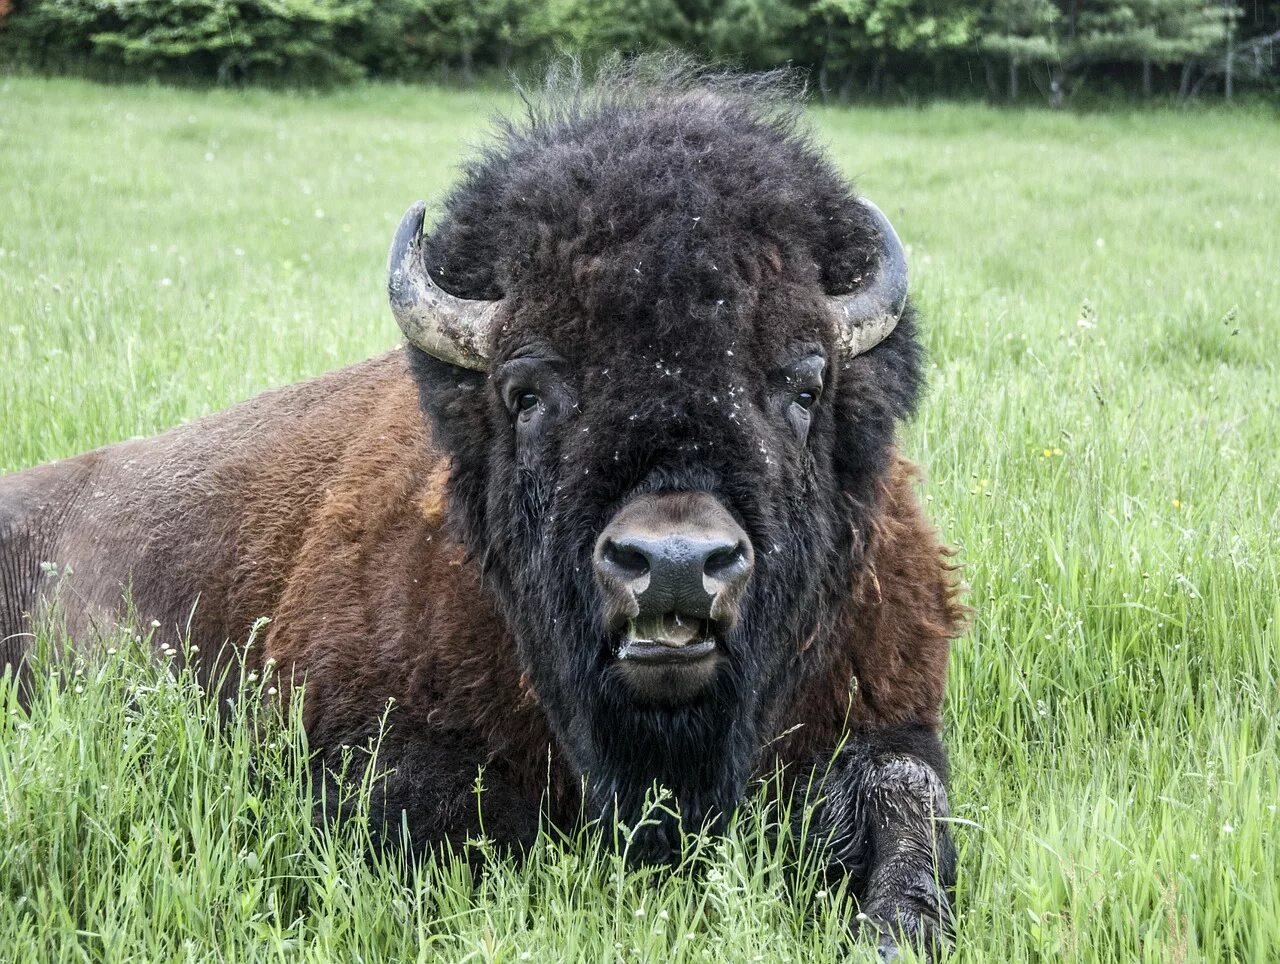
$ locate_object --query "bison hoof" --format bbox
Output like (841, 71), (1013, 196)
(856, 896), (951, 962)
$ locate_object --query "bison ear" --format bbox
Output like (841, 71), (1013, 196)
(828, 198), (908, 358)
(388, 202), (502, 371)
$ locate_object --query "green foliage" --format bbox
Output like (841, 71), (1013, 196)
(975, 0), (1233, 101)
(1, 0), (1273, 96)
(800, 0), (976, 69)
(980, 0), (1059, 63)
(1073, 0), (1228, 64)
(537, 0), (689, 57)
(3, 0), (376, 81)
(703, 0), (806, 68)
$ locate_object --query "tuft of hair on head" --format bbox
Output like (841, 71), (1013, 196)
(508, 53), (812, 143)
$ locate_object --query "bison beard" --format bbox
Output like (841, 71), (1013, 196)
(0, 63), (966, 957)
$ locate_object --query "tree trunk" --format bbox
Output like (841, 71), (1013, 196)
(867, 58), (884, 97)
(1049, 65), (1064, 109)
(818, 56), (830, 102)
(1142, 57), (1152, 97)
(1178, 59), (1195, 102)
(1223, 0), (1234, 101)
(983, 56), (999, 100)
(1010, 58), (1020, 100)
(838, 67), (855, 102)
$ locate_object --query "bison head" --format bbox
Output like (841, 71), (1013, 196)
(391, 72), (923, 855)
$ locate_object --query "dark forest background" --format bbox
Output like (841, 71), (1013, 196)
(1, 0), (1276, 101)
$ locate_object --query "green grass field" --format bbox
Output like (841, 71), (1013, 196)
(2, 75), (1278, 962)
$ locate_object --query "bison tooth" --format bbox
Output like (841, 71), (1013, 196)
(626, 614), (702, 648)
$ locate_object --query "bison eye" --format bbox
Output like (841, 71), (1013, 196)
(515, 391), (540, 414)
(777, 353), (825, 444)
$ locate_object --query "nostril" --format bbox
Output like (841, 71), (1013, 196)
(704, 542), (749, 582)
(602, 538), (650, 579)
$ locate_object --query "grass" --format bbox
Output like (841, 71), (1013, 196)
(1, 75), (1278, 961)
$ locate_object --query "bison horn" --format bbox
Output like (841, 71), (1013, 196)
(388, 201), (499, 371)
(830, 198), (909, 357)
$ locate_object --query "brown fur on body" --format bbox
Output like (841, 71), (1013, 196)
(1, 349), (960, 816)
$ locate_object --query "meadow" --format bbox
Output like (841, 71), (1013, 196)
(1, 76), (1277, 961)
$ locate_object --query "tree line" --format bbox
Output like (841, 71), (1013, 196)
(1, 0), (1276, 100)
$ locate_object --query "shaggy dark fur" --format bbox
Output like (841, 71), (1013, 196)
(0, 65), (966, 957)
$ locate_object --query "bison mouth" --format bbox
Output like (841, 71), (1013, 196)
(613, 613), (722, 704)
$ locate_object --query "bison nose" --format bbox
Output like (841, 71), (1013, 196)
(599, 532), (748, 618)
(594, 492), (754, 630)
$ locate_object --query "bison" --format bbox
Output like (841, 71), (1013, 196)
(0, 67), (965, 956)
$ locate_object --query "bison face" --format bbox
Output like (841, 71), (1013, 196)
(496, 340), (829, 712)
(409, 305), (918, 850)
(395, 83), (923, 850)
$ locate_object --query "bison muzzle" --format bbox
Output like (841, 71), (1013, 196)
(0, 66), (966, 958)
(595, 491), (752, 703)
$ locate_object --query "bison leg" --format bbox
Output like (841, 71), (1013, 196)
(311, 729), (542, 861)
(811, 725), (955, 960)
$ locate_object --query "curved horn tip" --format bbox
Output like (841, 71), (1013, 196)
(856, 196), (907, 276)
(828, 195), (910, 357)
(388, 201), (427, 275)
(385, 199), (499, 372)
